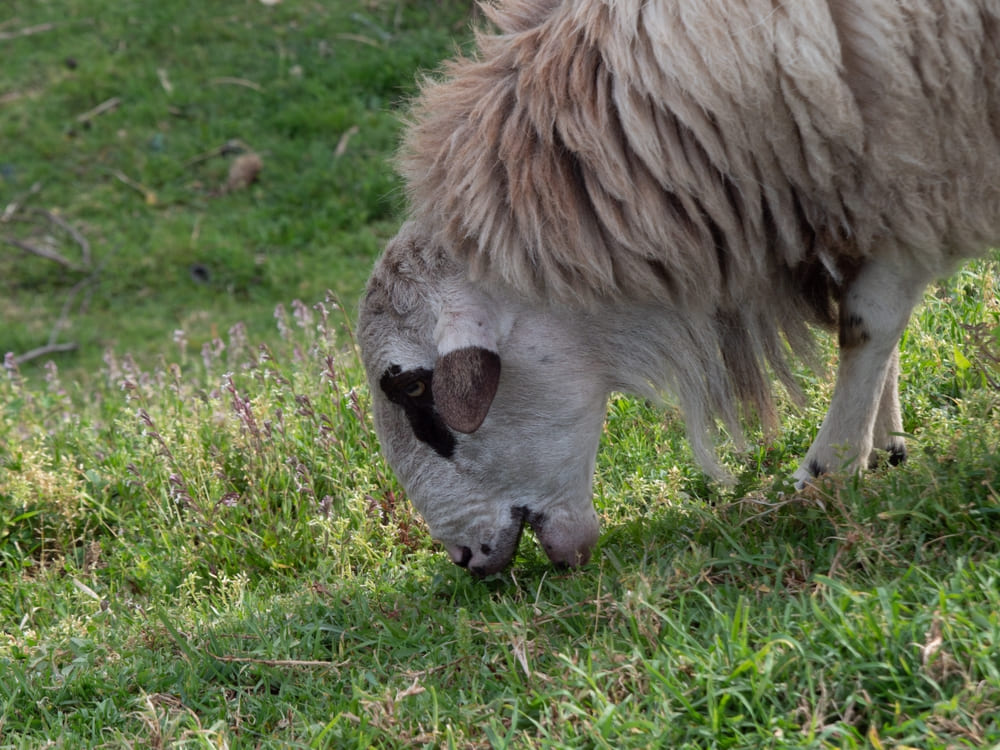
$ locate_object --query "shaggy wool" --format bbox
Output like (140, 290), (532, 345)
(397, 0), (1000, 439)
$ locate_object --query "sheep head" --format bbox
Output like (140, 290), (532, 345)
(357, 222), (604, 576)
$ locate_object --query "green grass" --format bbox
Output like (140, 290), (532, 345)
(4, 2), (1000, 748)
(1, 0), (474, 377)
(2, 284), (1000, 748)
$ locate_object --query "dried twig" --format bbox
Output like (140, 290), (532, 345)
(1, 235), (87, 272)
(33, 208), (91, 266)
(210, 77), (263, 92)
(11, 342), (79, 366)
(107, 168), (157, 204)
(207, 652), (347, 669)
(5, 265), (101, 366)
(183, 138), (251, 168)
(0, 17), (93, 41)
(2, 181), (102, 364)
(0, 22), (58, 41)
(1, 181), (43, 223)
(334, 33), (381, 48)
(334, 125), (359, 158)
(76, 96), (121, 124)
(156, 68), (173, 94)
(49, 269), (101, 346)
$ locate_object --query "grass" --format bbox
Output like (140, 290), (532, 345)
(3, 1), (1000, 748)
(1, 0), (474, 377)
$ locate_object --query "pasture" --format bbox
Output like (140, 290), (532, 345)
(2, 1), (1000, 747)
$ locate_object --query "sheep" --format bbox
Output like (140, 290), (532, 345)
(357, 0), (1000, 577)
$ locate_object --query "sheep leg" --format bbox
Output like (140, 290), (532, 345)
(870, 347), (907, 468)
(793, 256), (923, 487)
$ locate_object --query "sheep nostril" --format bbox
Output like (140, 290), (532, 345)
(447, 545), (473, 568)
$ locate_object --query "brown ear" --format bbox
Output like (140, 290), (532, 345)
(432, 347), (501, 434)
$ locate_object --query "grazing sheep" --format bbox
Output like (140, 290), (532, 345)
(358, 0), (1000, 576)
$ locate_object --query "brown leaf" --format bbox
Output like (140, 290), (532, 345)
(334, 126), (359, 158)
(394, 677), (425, 702)
(225, 153), (263, 192)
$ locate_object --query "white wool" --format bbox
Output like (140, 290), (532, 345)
(394, 0), (1000, 444)
(357, 0), (1000, 573)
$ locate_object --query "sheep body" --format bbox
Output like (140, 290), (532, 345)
(358, 0), (1000, 575)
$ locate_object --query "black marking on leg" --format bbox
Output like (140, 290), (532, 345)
(868, 443), (908, 470)
(888, 444), (907, 466)
(839, 311), (871, 348)
(380, 365), (456, 458)
(807, 459), (826, 478)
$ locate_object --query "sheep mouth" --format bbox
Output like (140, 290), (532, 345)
(448, 505), (595, 576)
(449, 505), (532, 577)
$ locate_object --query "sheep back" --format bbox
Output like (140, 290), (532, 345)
(400, 0), (1000, 308)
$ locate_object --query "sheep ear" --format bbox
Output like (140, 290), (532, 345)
(433, 347), (501, 434)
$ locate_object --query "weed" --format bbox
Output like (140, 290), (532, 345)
(2, 1), (1000, 747)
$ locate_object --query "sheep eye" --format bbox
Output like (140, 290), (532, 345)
(404, 380), (426, 398)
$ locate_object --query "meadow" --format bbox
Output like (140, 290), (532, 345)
(2, 1), (1000, 747)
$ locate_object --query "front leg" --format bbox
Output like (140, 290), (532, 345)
(793, 256), (925, 487)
